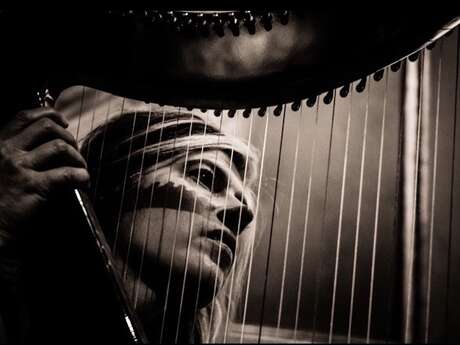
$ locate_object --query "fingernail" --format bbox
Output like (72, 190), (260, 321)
(62, 118), (69, 128)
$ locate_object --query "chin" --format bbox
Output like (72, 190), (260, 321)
(194, 254), (229, 308)
(140, 249), (229, 309)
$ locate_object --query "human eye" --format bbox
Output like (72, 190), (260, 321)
(187, 161), (227, 193)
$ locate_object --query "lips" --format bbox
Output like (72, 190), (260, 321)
(204, 228), (237, 267)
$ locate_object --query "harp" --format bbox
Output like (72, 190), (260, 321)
(1, 8), (460, 343)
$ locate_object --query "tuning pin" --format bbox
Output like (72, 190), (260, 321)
(306, 96), (317, 108)
(152, 11), (163, 24)
(186, 106), (194, 111)
(200, 108), (207, 113)
(274, 104), (283, 116)
(291, 100), (301, 111)
(426, 42), (436, 50)
(213, 14), (225, 37)
(37, 88), (54, 107)
(279, 11), (289, 25)
(258, 107), (267, 116)
(174, 21), (183, 33)
(324, 90), (334, 104)
(228, 13), (240, 36)
(196, 14), (209, 37)
(340, 84), (350, 97)
(228, 109), (236, 118)
(373, 69), (385, 81)
(214, 109), (222, 117)
(178, 12), (192, 33)
(391, 61), (402, 72)
(166, 11), (177, 25)
(408, 52), (419, 62)
(261, 12), (273, 31)
(355, 78), (367, 93)
(244, 11), (256, 35)
(243, 108), (251, 118)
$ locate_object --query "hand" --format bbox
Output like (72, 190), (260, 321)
(0, 107), (89, 247)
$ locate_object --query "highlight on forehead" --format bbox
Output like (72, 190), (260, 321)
(82, 111), (259, 189)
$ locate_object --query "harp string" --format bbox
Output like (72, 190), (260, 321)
(137, 106), (178, 316)
(346, 78), (370, 343)
(311, 90), (337, 344)
(134, 106), (167, 308)
(123, 104), (153, 291)
(91, 95), (112, 203)
(239, 110), (270, 343)
(112, 100), (132, 256)
(404, 50), (425, 343)
(425, 41), (443, 342)
(149, 109), (181, 313)
(83, 89), (99, 164)
(366, 69), (388, 343)
(191, 114), (225, 336)
(160, 109), (198, 343)
(207, 119), (238, 343)
(329, 82), (353, 343)
(75, 86), (86, 143)
(275, 104), (303, 337)
(293, 99), (320, 340)
(205, 104), (228, 343)
(160, 109), (195, 343)
(257, 105), (287, 343)
(174, 111), (209, 341)
(159, 110), (184, 342)
(118, 110), (139, 276)
(383, 63), (404, 342)
(223, 112), (255, 343)
(446, 28), (460, 343)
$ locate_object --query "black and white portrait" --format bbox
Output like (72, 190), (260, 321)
(0, 9), (460, 344)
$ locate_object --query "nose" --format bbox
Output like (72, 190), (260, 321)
(216, 192), (254, 235)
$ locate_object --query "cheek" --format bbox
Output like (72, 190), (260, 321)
(116, 207), (226, 293)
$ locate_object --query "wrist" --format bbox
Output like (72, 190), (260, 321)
(0, 229), (22, 282)
(0, 229), (15, 250)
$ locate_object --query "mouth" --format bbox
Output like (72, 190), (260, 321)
(204, 228), (237, 267)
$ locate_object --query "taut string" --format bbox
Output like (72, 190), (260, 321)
(239, 111), (270, 343)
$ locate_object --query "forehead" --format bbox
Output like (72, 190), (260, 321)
(55, 86), (224, 146)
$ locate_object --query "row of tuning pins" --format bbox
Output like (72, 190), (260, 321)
(110, 10), (290, 37)
(190, 58), (409, 117)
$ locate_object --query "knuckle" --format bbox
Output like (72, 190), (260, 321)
(0, 144), (10, 159)
(53, 139), (68, 153)
(62, 168), (74, 182)
(16, 110), (31, 122)
(20, 172), (35, 190)
(0, 145), (23, 171)
(40, 117), (56, 132)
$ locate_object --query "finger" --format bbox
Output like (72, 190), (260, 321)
(23, 139), (87, 171)
(36, 167), (90, 193)
(16, 107), (68, 128)
(2, 108), (69, 137)
(10, 116), (77, 151)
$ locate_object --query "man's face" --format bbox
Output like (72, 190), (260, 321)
(116, 149), (255, 307)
